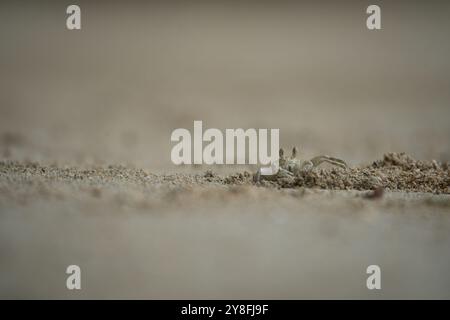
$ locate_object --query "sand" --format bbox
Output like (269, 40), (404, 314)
(1, 1), (450, 299)
(1, 154), (450, 299)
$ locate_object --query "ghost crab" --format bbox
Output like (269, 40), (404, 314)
(254, 147), (347, 183)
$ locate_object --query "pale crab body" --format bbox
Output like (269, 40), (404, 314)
(254, 147), (347, 182)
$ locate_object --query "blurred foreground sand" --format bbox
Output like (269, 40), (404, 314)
(1, 1), (450, 298)
(0, 159), (449, 299)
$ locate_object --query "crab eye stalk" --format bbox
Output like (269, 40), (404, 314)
(292, 147), (298, 158)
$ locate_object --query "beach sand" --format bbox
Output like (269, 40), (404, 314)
(1, 1), (450, 298)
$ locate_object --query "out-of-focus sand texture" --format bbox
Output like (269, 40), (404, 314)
(1, 160), (450, 299)
(1, 1), (450, 299)
(1, 1), (449, 169)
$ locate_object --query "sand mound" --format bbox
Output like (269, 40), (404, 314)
(231, 153), (449, 194)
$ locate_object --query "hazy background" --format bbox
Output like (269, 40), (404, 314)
(1, 0), (449, 170)
(1, 0), (450, 299)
